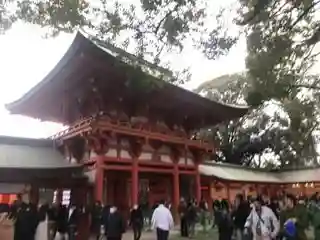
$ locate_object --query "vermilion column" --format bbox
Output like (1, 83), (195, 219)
(173, 162), (180, 221)
(195, 164), (201, 203)
(95, 157), (104, 203)
(226, 183), (231, 202)
(131, 158), (139, 206)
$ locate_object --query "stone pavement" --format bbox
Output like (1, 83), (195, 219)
(92, 229), (179, 240)
(122, 231), (157, 240)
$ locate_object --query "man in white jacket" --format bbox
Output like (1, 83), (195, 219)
(151, 200), (174, 240)
(244, 195), (279, 240)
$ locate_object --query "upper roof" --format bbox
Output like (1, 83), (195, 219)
(200, 162), (320, 184)
(6, 31), (249, 127)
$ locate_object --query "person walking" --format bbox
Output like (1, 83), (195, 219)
(186, 200), (197, 238)
(280, 194), (308, 240)
(129, 204), (144, 240)
(244, 195), (279, 240)
(309, 193), (320, 240)
(35, 201), (49, 240)
(233, 194), (251, 240)
(178, 198), (188, 237)
(104, 206), (125, 240)
(217, 199), (233, 240)
(13, 195), (38, 240)
(90, 201), (103, 240)
(151, 200), (174, 240)
(66, 203), (80, 240)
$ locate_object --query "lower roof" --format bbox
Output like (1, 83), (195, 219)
(0, 136), (82, 182)
(200, 162), (320, 184)
(0, 136), (315, 184)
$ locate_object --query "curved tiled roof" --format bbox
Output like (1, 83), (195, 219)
(6, 31), (249, 126)
(200, 162), (320, 184)
(0, 136), (78, 169)
(0, 136), (83, 182)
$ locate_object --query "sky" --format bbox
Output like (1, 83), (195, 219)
(0, 17), (247, 138)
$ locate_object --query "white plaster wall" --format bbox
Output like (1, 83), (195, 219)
(91, 151), (98, 158)
(179, 157), (186, 165)
(120, 150), (131, 158)
(160, 154), (172, 163)
(139, 152), (152, 160)
(105, 148), (117, 157)
(186, 158), (194, 165)
(85, 170), (96, 184)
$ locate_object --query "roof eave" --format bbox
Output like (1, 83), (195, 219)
(5, 32), (86, 113)
(6, 31), (250, 124)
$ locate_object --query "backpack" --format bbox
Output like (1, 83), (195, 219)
(284, 219), (296, 237)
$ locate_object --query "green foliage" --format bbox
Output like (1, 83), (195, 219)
(236, 0), (320, 104)
(1, 0), (320, 91)
(1, 0), (320, 167)
(196, 74), (274, 166)
(197, 74), (319, 168)
(0, 0), (237, 84)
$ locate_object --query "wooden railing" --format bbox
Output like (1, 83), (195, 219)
(50, 116), (215, 151)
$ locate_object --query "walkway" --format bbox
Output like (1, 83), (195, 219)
(92, 230), (179, 240)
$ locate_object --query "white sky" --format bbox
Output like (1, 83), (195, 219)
(0, 19), (246, 138)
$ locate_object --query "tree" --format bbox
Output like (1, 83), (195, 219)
(237, 0), (320, 107)
(0, 0), (238, 84)
(2, 0), (320, 93)
(196, 73), (319, 168)
(196, 74), (277, 166)
(232, 0), (320, 167)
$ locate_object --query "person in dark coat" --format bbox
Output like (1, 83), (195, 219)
(104, 206), (126, 240)
(13, 197), (38, 240)
(217, 199), (233, 240)
(9, 194), (22, 220)
(212, 200), (221, 228)
(66, 203), (80, 240)
(101, 205), (111, 235)
(129, 204), (144, 240)
(55, 203), (68, 239)
(91, 201), (103, 240)
(178, 198), (188, 237)
(233, 194), (251, 240)
(186, 200), (197, 238)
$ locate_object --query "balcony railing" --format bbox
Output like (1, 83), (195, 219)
(50, 115), (215, 151)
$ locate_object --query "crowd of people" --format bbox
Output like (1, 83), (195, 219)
(0, 194), (128, 240)
(182, 192), (320, 240)
(90, 199), (174, 240)
(3, 192), (320, 240)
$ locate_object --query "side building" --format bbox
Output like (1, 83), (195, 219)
(6, 31), (248, 216)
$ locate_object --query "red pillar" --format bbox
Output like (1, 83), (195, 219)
(95, 157), (104, 203)
(195, 164), (201, 203)
(173, 162), (180, 221)
(131, 157), (139, 206)
(226, 183), (231, 202)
